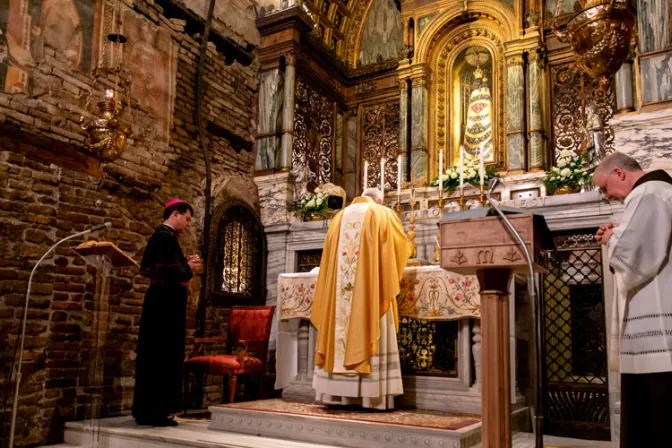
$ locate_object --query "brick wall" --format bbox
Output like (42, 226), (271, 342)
(0, 1), (259, 445)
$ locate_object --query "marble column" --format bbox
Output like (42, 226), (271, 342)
(280, 53), (297, 169)
(399, 82), (409, 183)
(255, 69), (284, 171)
(506, 55), (526, 172)
(411, 80), (429, 181)
(614, 61), (635, 114)
(527, 51), (545, 171)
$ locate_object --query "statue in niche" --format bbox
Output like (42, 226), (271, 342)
(292, 150), (310, 200)
(456, 47), (494, 162)
(585, 103), (606, 172)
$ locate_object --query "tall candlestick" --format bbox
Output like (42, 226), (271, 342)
(380, 157), (385, 192)
(363, 161), (368, 190)
(479, 144), (485, 187)
(397, 154), (402, 197)
(459, 146), (464, 192)
(438, 148), (443, 193)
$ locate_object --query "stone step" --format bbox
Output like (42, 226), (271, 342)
(63, 416), (341, 448)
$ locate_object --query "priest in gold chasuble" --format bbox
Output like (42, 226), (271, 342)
(311, 188), (411, 410)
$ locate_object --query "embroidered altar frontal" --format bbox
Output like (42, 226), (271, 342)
(277, 265), (480, 321)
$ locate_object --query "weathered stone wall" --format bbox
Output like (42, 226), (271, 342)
(0, 0), (259, 445)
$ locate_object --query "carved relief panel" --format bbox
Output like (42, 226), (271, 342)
(550, 63), (615, 162)
(293, 77), (334, 194)
(361, 101), (401, 191)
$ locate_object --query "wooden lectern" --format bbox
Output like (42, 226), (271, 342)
(73, 241), (138, 447)
(439, 210), (551, 448)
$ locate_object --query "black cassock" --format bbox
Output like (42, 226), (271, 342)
(132, 224), (192, 422)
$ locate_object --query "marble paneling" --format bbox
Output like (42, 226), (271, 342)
(640, 52), (672, 105)
(256, 69), (284, 170)
(609, 107), (672, 171)
(280, 64), (296, 169)
(507, 134), (525, 171)
(417, 14), (436, 37)
(411, 149), (428, 181)
(507, 64), (525, 171)
(544, 0), (576, 17)
(254, 172), (294, 226)
(528, 58), (544, 170)
(529, 133), (544, 170)
(637, 0), (672, 53)
(346, 116), (357, 200)
(615, 62), (635, 112)
(411, 86), (428, 151)
(357, 0), (403, 67)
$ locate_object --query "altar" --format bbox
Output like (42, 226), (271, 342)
(273, 261), (526, 415)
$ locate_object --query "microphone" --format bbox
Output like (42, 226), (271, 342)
(91, 222), (112, 232)
(8, 221), (111, 446)
(486, 178), (544, 448)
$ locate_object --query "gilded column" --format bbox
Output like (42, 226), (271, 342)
(410, 66), (430, 181)
(255, 69), (284, 171)
(280, 52), (297, 170)
(506, 54), (526, 173)
(527, 51), (545, 171)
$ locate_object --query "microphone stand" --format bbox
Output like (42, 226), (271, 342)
(8, 222), (111, 447)
(486, 179), (544, 448)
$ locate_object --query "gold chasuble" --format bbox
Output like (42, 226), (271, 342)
(310, 196), (410, 409)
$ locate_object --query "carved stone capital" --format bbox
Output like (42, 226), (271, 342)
(506, 54), (525, 67)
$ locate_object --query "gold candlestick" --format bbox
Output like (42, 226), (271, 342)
(479, 184), (486, 207)
(408, 188), (417, 258)
(458, 187), (466, 211)
(433, 195), (445, 262)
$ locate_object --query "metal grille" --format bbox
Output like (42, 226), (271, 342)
(217, 207), (262, 297)
(542, 231), (610, 440)
(296, 249), (323, 273)
(398, 317), (458, 377)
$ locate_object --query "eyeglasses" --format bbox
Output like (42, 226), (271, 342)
(594, 170), (616, 197)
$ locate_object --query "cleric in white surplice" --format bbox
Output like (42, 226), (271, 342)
(593, 153), (672, 447)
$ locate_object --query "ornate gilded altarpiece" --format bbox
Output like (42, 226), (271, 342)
(293, 77), (335, 190)
(550, 63), (616, 160)
(361, 101), (401, 190)
(429, 23), (508, 172)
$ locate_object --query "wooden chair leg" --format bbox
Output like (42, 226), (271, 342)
(228, 374), (237, 403)
(259, 372), (265, 399)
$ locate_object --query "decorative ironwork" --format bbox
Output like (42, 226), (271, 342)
(542, 230), (610, 440)
(294, 77), (334, 191)
(361, 102), (400, 191)
(296, 249), (323, 273)
(216, 207), (263, 297)
(551, 63), (615, 161)
(398, 317), (458, 377)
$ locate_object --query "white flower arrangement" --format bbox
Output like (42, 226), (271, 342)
(543, 150), (589, 194)
(431, 152), (496, 191)
(291, 187), (330, 219)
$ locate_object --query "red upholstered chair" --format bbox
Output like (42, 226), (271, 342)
(183, 306), (275, 410)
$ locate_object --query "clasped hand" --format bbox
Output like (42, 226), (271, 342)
(187, 254), (203, 274)
(595, 223), (614, 245)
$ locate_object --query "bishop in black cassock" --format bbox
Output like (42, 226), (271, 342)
(132, 199), (201, 427)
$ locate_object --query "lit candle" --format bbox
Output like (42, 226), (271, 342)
(380, 157), (385, 192)
(459, 145), (464, 192)
(105, 89), (114, 99)
(479, 144), (485, 187)
(363, 161), (368, 190)
(438, 148), (443, 193)
(397, 154), (402, 197)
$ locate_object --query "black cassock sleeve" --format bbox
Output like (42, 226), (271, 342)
(140, 231), (193, 282)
